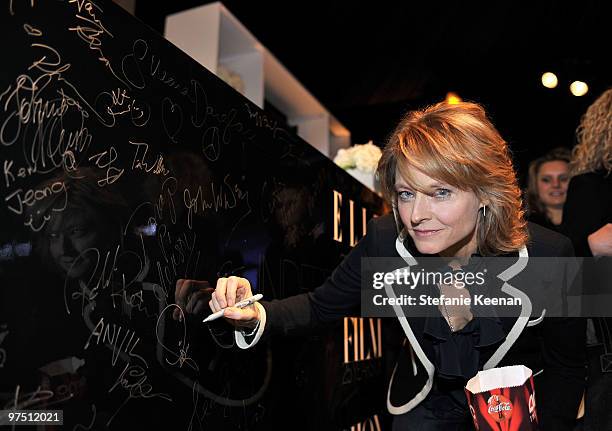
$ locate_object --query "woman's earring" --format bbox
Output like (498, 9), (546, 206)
(482, 206), (486, 217)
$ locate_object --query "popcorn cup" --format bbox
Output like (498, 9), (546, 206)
(465, 365), (539, 431)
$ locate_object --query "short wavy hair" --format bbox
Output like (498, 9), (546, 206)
(378, 101), (528, 256)
(570, 87), (612, 176)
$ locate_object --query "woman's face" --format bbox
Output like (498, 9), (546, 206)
(395, 167), (483, 258)
(47, 209), (103, 279)
(536, 160), (569, 209)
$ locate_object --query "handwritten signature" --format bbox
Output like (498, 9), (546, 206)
(182, 174), (251, 229)
(155, 304), (198, 371)
(130, 141), (169, 176)
(67, 0), (130, 88)
(84, 317), (148, 368)
(106, 362), (172, 426)
(95, 87), (150, 127)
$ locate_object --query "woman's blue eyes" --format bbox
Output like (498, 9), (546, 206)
(433, 189), (451, 199)
(398, 191), (414, 201)
(397, 189), (452, 201)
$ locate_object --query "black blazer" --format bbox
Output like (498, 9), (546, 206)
(259, 214), (586, 431)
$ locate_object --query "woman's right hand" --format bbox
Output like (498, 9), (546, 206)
(210, 276), (260, 329)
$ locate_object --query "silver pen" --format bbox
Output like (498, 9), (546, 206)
(202, 294), (263, 323)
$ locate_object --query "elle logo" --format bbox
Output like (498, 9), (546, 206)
(332, 190), (369, 247)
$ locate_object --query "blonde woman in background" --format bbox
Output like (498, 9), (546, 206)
(563, 88), (612, 257)
(562, 88), (612, 431)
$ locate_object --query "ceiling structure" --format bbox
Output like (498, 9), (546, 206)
(135, 0), (610, 182)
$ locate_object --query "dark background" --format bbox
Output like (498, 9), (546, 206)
(135, 0), (611, 183)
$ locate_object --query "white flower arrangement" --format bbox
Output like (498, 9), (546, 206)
(333, 141), (382, 193)
(333, 141), (382, 174)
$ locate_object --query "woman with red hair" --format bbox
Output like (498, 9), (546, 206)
(179, 101), (586, 430)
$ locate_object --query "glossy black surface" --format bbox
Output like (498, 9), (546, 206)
(0, 1), (385, 429)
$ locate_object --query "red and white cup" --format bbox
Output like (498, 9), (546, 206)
(465, 365), (539, 431)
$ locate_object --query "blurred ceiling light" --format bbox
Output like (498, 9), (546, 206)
(541, 72), (558, 89)
(570, 81), (589, 96)
(446, 92), (462, 104)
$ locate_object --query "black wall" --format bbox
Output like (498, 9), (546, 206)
(0, 1), (386, 429)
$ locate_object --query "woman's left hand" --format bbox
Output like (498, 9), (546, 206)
(588, 223), (612, 256)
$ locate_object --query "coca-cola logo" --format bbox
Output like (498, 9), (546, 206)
(488, 402), (511, 413)
(487, 394), (513, 422)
